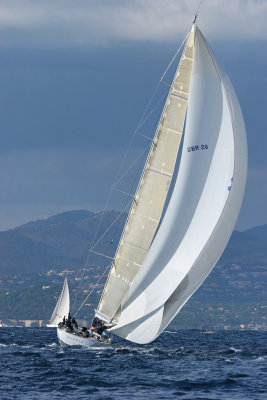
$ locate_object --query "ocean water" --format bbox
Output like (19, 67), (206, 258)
(0, 328), (266, 399)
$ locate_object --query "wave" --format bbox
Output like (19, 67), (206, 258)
(45, 342), (58, 348)
(0, 343), (18, 347)
(229, 346), (242, 353)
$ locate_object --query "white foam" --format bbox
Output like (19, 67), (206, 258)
(46, 342), (58, 348)
(229, 347), (241, 353)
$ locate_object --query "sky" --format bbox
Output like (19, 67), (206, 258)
(0, 0), (266, 231)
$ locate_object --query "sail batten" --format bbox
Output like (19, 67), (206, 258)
(97, 29), (195, 321)
(147, 168), (172, 177)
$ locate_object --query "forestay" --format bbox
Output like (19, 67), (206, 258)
(96, 29), (195, 322)
(110, 24), (247, 344)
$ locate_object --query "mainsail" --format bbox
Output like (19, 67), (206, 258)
(96, 22), (247, 344)
(97, 28), (195, 323)
(47, 278), (70, 327)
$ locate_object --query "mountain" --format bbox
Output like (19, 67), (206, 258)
(219, 230), (267, 267)
(0, 229), (71, 274)
(0, 210), (126, 274)
(1, 210), (267, 275)
(244, 224), (267, 243)
(0, 210), (266, 327)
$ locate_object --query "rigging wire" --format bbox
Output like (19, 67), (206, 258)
(72, 31), (188, 319)
(194, 0), (203, 23)
(136, 33), (188, 134)
(111, 141), (151, 191)
(160, 33), (188, 83)
(89, 199), (131, 254)
(74, 263), (111, 318)
(72, 139), (153, 314)
(135, 89), (169, 135)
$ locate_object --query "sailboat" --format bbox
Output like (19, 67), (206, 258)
(47, 278), (70, 327)
(57, 20), (247, 347)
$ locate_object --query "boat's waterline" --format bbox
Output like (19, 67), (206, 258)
(57, 327), (111, 348)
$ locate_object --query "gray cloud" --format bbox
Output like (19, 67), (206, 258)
(1, 148), (266, 232)
(0, 144), (142, 230)
(0, 0), (266, 48)
(0, 0), (266, 231)
(0, 146), (119, 201)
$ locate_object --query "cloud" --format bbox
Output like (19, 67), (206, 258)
(0, 146), (119, 202)
(0, 144), (144, 230)
(0, 0), (266, 48)
(1, 149), (266, 232)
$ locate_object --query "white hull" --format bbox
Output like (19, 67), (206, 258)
(57, 327), (111, 348)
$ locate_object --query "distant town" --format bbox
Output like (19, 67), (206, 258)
(0, 265), (266, 330)
(0, 210), (266, 330)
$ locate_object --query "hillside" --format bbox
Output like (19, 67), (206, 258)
(0, 210), (126, 274)
(219, 230), (267, 267)
(0, 210), (266, 276)
(0, 210), (266, 327)
(245, 224), (267, 242)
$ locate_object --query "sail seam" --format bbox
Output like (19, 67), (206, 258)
(130, 212), (159, 223)
(114, 256), (142, 267)
(182, 28), (234, 269)
(161, 127), (182, 135)
(160, 30), (241, 332)
(167, 28), (239, 319)
(147, 168), (172, 178)
(171, 93), (188, 101)
(123, 240), (148, 252)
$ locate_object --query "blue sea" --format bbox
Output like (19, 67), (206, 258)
(0, 328), (266, 399)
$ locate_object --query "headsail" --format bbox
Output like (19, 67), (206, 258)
(96, 27), (195, 323)
(47, 278), (70, 327)
(109, 24), (247, 343)
(95, 22), (247, 344)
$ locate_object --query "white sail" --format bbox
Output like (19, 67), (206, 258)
(96, 29), (195, 322)
(47, 278), (70, 327)
(108, 24), (247, 344)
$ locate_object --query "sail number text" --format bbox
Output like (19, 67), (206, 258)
(187, 144), (208, 152)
